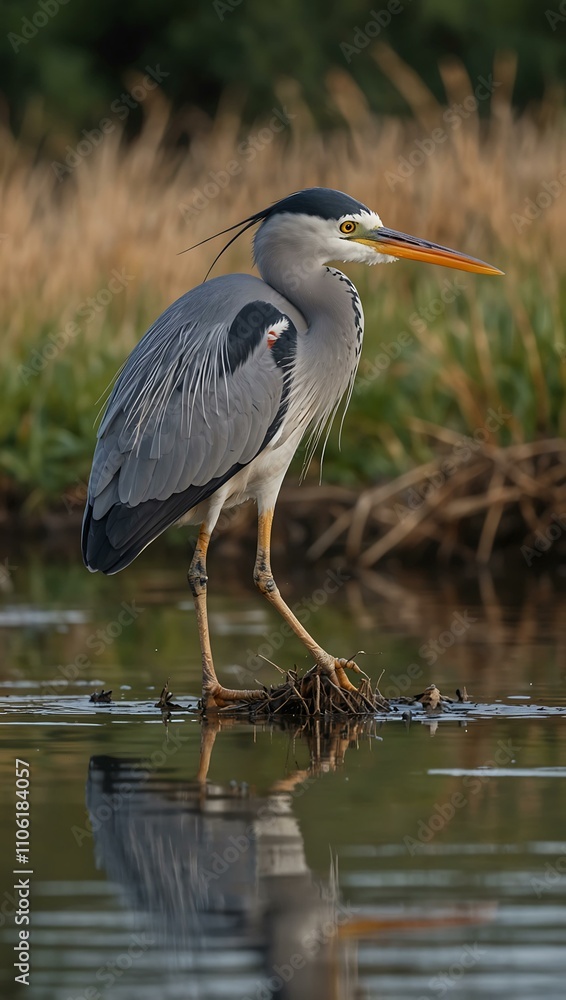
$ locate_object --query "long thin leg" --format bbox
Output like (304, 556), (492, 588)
(253, 509), (362, 690)
(188, 524), (264, 711)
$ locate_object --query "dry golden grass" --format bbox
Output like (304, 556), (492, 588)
(1, 45), (565, 559)
(2, 49), (564, 346)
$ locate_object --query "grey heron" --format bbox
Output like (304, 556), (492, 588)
(82, 187), (502, 711)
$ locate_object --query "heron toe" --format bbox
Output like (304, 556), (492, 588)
(202, 682), (266, 712)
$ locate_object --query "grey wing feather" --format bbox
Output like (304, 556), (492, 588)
(82, 274), (303, 574)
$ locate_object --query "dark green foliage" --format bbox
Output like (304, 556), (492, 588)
(1, 0), (564, 148)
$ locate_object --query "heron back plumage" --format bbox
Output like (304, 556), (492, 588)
(82, 274), (303, 574)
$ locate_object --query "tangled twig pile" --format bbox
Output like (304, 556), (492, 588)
(203, 663), (389, 718)
(202, 679), (471, 719)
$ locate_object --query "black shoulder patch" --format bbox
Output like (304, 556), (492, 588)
(269, 321), (297, 371)
(225, 300), (290, 373)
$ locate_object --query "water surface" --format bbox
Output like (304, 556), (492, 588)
(1, 543), (565, 998)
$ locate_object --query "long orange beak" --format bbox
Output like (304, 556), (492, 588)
(353, 227), (504, 276)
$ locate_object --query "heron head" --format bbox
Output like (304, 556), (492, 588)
(183, 187), (503, 282)
(254, 187), (503, 276)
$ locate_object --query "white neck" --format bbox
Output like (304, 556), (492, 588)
(253, 215), (365, 469)
(254, 215), (363, 331)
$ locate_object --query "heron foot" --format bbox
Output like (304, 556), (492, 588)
(334, 657), (366, 692)
(201, 683), (267, 713)
(313, 654), (367, 692)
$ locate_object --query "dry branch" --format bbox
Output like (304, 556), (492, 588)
(210, 663), (391, 719)
(293, 442), (566, 567)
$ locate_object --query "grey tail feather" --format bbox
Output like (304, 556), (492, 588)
(81, 504), (147, 575)
(81, 462), (247, 575)
(81, 385), (295, 575)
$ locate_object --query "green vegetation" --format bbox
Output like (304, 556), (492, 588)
(323, 265), (565, 486)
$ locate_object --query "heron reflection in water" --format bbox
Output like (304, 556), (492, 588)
(86, 721), (493, 998)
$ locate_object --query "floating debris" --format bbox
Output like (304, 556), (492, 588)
(89, 689), (112, 704)
(394, 683), (465, 712)
(197, 668), (482, 719)
(155, 680), (185, 712)
(414, 684), (442, 709)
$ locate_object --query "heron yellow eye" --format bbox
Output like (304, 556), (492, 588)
(339, 220), (356, 234)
